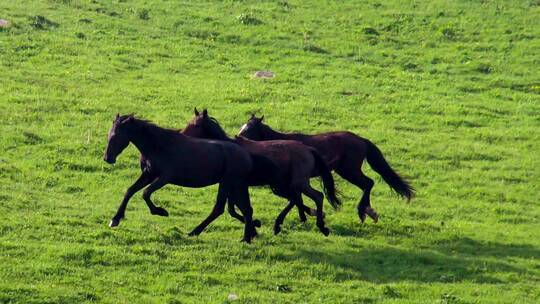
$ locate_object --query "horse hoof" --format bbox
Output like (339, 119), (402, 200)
(241, 237), (252, 244)
(359, 213), (367, 224)
(187, 230), (199, 237)
(273, 225), (282, 235)
(321, 227), (330, 237)
(253, 219), (262, 228)
(152, 207), (169, 217)
(366, 207), (379, 223)
(109, 218), (120, 228)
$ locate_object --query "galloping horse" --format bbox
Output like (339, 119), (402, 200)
(103, 114), (258, 242)
(238, 115), (414, 223)
(182, 109), (341, 235)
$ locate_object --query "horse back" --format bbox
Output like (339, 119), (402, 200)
(237, 139), (309, 168)
(294, 131), (364, 169)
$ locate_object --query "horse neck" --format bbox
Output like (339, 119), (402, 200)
(128, 121), (184, 157)
(261, 125), (302, 140)
(220, 135), (235, 143)
(206, 124), (234, 142)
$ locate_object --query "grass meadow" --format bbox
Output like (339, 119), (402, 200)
(1, 0), (539, 303)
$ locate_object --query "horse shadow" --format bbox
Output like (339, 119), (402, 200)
(331, 223), (540, 260)
(276, 224), (538, 284)
(430, 236), (540, 260)
(285, 246), (525, 284)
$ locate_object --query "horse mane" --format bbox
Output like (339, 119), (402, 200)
(259, 121), (276, 135)
(256, 119), (308, 140)
(203, 116), (232, 141)
(256, 119), (286, 138)
(129, 116), (184, 140)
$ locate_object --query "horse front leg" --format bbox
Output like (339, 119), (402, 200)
(110, 172), (153, 228)
(142, 177), (169, 217)
(302, 185), (330, 236)
(188, 183), (228, 236)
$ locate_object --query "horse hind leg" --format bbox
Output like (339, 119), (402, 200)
(273, 185), (313, 222)
(298, 202), (318, 219)
(301, 184), (330, 236)
(337, 167), (377, 223)
(230, 185), (257, 243)
(297, 204), (308, 223)
(227, 201), (262, 228)
(355, 173), (377, 223)
(274, 192), (316, 235)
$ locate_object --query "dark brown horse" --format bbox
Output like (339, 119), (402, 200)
(103, 114), (258, 242)
(182, 109), (341, 235)
(238, 115), (414, 223)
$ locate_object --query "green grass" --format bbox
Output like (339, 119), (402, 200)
(1, 0), (539, 303)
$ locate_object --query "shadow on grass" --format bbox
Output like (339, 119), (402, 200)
(292, 246), (520, 283)
(273, 224), (536, 284)
(332, 224), (540, 260)
(431, 236), (540, 260)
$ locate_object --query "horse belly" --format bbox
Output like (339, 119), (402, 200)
(168, 174), (220, 188)
(164, 151), (225, 187)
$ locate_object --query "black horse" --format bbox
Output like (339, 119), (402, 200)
(239, 115), (415, 223)
(103, 114), (258, 242)
(182, 109), (341, 235)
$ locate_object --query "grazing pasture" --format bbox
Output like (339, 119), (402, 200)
(1, 0), (539, 303)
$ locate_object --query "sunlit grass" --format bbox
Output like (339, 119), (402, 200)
(0, 0), (539, 303)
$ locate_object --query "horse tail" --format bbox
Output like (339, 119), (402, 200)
(364, 140), (414, 201)
(311, 149), (341, 210)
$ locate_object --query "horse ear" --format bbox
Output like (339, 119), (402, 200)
(115, 113), (120, 120)
(258, 115), (264, 122)
(250, 113), (255, 119)
(202, 109), (208, 117)
(122, 115), (134, 124)
(194, 107), (199, 116)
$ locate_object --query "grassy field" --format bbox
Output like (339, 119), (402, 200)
(1, 0), (540, 303)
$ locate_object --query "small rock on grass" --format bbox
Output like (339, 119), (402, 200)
(253, 71), (275, 78)
(0, 19), (10, 27)
(276, 284), (291, 292)
(227, 293), (238, 301)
